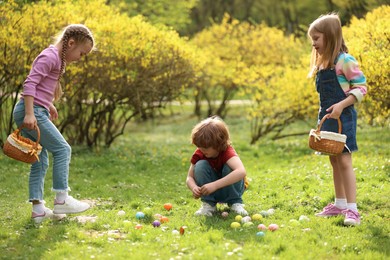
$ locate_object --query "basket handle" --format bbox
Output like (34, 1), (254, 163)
(16, 124), (41, 149)
(317, 114), (342, 134)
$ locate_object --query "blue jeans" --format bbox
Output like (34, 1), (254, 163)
(13, 100), (71, 202)
(194, 160), (245, 206)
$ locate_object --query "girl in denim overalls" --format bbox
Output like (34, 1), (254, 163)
(13, 25), (95, 224)
(307, 14), (367, 226)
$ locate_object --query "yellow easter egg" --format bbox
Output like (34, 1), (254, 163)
(235, 215), (243, 222)
(252, 214), (263, 221)
(230, 222), (241, 228)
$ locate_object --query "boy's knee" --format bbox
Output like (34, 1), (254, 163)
(194, 160), (215, 184)
(194, 160), (211, 175)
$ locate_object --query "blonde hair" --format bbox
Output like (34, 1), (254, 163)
(191, 116), (231, 152)
(53, 24), (95, 101)
(307, 13), (348, 78)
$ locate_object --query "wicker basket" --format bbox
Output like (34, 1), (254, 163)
(3, 125), (42, 163)
(309, 116), (347, 155)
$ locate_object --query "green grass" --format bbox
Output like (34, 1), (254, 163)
(0, 107), (389, 259)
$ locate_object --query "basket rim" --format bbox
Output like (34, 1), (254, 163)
(318, 114), (342, 134)
(13, 124), (41, 150)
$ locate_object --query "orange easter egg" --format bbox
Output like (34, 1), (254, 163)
(164, 203), (173, 211)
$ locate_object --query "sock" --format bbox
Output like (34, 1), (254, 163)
(334, 198), (347, 209)
(32, 203), (45, 214)
(55, 191), (68, 203)
(347, 203), (358, 212)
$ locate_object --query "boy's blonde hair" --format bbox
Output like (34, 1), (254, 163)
(307, 13), (348, 78)
(191, 116), (231, 152)
(53, 24), (95, 101)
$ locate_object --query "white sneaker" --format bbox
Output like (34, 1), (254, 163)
(32, 207), (66, 224)
(231, 203), (248, 216)
(53, 196), (90, 214)
(195, 203), (216, 217)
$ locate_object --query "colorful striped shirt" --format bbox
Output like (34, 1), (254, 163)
(335, 53), (367, 102)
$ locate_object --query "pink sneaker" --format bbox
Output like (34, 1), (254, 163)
(315, 203), (344, 217)
(343, 209), (360, 226)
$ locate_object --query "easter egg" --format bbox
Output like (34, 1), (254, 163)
(243, 222), (254, 227)
(252, 214), (263, 221)
(172, 230), (180, 235)
(152, 220), (161, 227)
(135, 224), (143, 229)
(241, 216), (252, 223)
(123, 220), (132, 227)
(299, 215), (310, 222)
(143, 207), (152, 214)
(257, 224), (267, 230)
(180, 226), (186, 235)
(268, 223), (279, 231)
(135, 212), (145, 219)
(289, 219), (300, 226)
(160, 216), (169, 223)
(235, 215), (243, 222)
(260, 210), (269, 217)
(256, 231), (265, 237)
(221, 211), (229, 218)
(117, 210), (126, 216)
(230, 222), (241, 229)
(154, 213), (162, 219)
(164, 203), (173, 211)
(267, 208), (275, 215)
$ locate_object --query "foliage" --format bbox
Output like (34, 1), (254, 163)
(247, 62), (318, 144)
(107, 0), (198, 35)
(343, 5), (390, 126)
(0, 0), (203, 147)
(186, 0), (389, 36)
(191, 15), (261, 117)
(1, 1), (389, 149)
(0, 107), (388, 259)
(191, 15), (316, 143)
(0, 0), (61, 146)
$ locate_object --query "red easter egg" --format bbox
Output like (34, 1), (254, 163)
(164, 203), (173, 211)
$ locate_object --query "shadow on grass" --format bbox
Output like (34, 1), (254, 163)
(3, 220), (68, 259)
(365, 224), (390, 256)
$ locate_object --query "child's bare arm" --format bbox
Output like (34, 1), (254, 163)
(186, 164), (202, 199)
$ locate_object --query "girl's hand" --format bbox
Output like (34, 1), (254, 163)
(23, 114), (37, 130)
(200, 183), (218, 196)
(192, 186), (202, 199)
(326, 103), (343, 119)
(49, 104), (58, 121)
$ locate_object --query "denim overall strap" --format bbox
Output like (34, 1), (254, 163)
(315, 68), (358, 152)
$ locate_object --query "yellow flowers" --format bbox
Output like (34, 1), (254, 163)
(343, 6), (390, 125)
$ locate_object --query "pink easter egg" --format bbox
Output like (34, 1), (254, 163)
(221, 212), (229, 218)
(257, 224), (267, 230)
(268, 223), (279, 231)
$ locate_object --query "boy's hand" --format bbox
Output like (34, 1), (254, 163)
(192, 186), (202, 199)
(200, 183), (218, 196)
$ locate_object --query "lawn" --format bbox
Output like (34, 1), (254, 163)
(0, 107), (389, 259)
